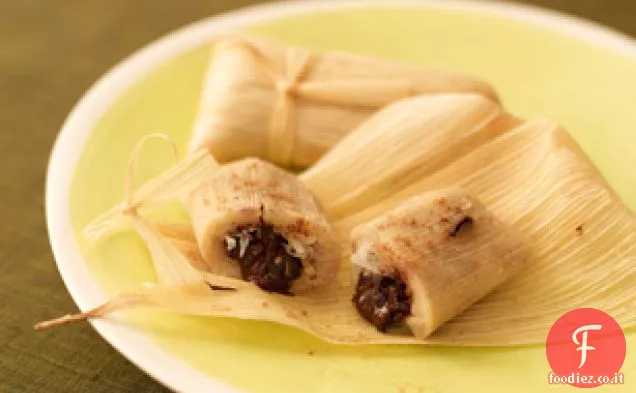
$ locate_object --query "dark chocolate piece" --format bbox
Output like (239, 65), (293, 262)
(352, 269), (412, 332)
(224, 222), (303, 294)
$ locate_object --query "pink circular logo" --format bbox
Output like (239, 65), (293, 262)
(546, 308), (626, 388)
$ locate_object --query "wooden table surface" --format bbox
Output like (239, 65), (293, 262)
(1, 1), (634, 392)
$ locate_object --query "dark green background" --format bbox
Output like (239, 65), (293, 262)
(1, 1), (633, 392)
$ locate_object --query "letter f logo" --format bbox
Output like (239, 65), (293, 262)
(572, 324), (602, 368)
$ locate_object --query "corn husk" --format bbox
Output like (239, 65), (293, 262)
(84, 139), (219, 244)
(337, 120), (636, 341)
(79, 134), (219, 288)
(183, 157), (341, 292)
(300, 93), (520, 219)
(350, 189), (530, 338)
(189, 35), (499, 167)
(40, 117), (636, 345)
(173, 119), (636, 344)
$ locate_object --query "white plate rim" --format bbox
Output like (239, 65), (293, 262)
(45, 1), (636, 392)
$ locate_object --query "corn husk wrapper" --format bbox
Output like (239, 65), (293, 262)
(350, 189), (531, 338)
(300, 93), (521, 220)
(184, 157), (341, 292)
(337, 120), (636, 339)
(189, 35), (499, 167)
(83, 144), (219, 244)
(148, 119), (636, 345)
(41, 109), (636, 345)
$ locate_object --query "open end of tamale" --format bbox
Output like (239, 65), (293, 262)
(353, 269), (412, 332)
(351, 207), (477, 332)
(187, 157), (339, 293)
(224, 216), (303, 295)
(348, 189), (531, 339)
(351, 212), (476, 332)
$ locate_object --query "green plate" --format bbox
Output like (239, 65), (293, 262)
(47, 1), (636, 392)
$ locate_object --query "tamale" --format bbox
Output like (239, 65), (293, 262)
(350, 190), (530, 338)
(189, 35), (499, 167)
(184, 157), (340, 294)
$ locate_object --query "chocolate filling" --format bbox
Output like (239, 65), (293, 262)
(352, 269), (412, 332)
(224, 222), (303, 294)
